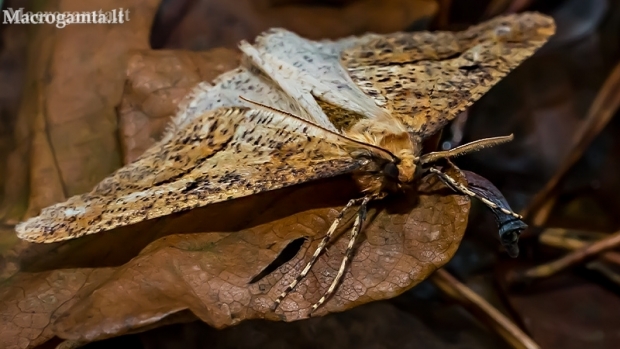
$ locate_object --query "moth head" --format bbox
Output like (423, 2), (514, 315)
(392, 149), (416, 184)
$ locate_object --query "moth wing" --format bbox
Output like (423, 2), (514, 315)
(166, 67), (316, 143)
(169, 32), (356, 140)
(341, 12), (556, 138)
(239, 29), (388, 131)
(16, 107), (368, 243)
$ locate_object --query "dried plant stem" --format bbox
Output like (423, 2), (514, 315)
(540, 228), (620, 266)
(522, 62), (620, 226)
(431, 269), (540, 349)
(586, 261), (620, 286)
(510, 230), (620, 284)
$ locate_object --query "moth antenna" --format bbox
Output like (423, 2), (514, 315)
(419, 134), (513, 164)
(309, 196), (371, 315)
(239, 96), (400, 163)
(273, 197), (366, 311)
(428, 167), (523, 220)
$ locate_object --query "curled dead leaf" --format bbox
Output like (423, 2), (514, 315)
(0, 31), (241, 291)
(119, 49), (240, 163)
(0, 3), (474, 346)
(0, 0), (162, 226)
(0, 170), (468, 347)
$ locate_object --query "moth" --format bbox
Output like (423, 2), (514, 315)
(16, 13), (555, 313)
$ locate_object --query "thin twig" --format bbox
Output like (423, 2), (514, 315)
(586, 261), (620, 287)
(431, 269), (540, 349)
(540, 228), (620, 266)
(509, 230), (620, 285)
(522, 62), (620, 226)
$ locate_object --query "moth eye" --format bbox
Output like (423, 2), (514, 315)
(383, 162), (399, 180)
(358, 159), (382, 173)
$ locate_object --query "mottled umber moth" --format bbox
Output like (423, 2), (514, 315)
(17, 13), (555, 313)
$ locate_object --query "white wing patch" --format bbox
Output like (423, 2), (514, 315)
(248, 29), (389, 120)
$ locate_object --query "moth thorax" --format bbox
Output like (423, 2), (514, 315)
(344, 118), (408, 145)
(377, 133), (418, 185)
(346, 119), (419, 191)
(394, 150), (416, 184)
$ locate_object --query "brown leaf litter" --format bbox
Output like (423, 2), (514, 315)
(1, 172), (469, 347)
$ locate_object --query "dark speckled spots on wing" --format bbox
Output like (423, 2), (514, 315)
(15, 14), (555, 244)
(341, 12), (555, 139)
(15, 106), (370, 242)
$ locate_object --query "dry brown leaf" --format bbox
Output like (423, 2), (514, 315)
(0, 171), (469, 347)
(0, 48), (248, 283)
(1, 32), (244, 287)
(0, 1), (28, 210)
(0, 0), (162, 289)
(119, 49), (240, 163)
(0, 0), (161, 226)
(0, 3), (483, 347)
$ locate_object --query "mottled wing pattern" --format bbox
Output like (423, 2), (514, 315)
(165, 68), (314, 143)
(239, 41), (336, 131)
(341, 12), (556, 138)
(16, 107), (368, 243)
(169, 30), (373, 139)
(168, 30), (384, 139)
(240, 29), (388, 130)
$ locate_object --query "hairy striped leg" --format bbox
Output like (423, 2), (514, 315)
(309, 196), (370, 314)
(428, 167), (523, 220)
(273, 197), (367, 310)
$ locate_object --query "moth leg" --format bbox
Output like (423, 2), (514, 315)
(273, 197), (365, 310)
(310, 196), (371, 314)
(428, 167), (523, 220)
(419, 135), (513, 164)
